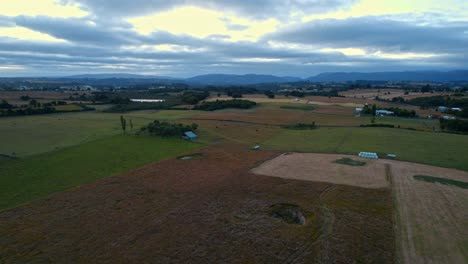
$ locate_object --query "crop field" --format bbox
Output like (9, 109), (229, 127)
(262, 127), (468, 171)
(0, 145), (394, 263)
(0, 110), (199, 157)
(0, 135), (201, 210)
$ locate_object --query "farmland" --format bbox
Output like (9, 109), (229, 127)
(262, 127), (468, 171)
(0, 89), (467, 263)
(0, 110), (199, 157)
(0, 135), (201, 210)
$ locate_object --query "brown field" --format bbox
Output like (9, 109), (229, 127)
(0, 145), (394, 263)
(252, 153), (468, 264)
(340, 89), (451, 100)
(251, 153), (389, 188)
(0, 91), (90, 106)
(386, 160), (468, 264)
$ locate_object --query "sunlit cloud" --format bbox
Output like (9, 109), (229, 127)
(0, 0), (88, 18)
(0, 26), (66, 42)
(128, 6), (279, 41)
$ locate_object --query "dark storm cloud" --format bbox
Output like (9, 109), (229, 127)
(61, 0), (357, 20)
(268, 17), (468, 54)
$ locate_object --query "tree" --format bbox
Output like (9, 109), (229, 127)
(371, 104), (377, 117)
(129, 119), (134, 130)
(120, 115), (127, 134)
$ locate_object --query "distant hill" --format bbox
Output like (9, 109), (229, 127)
(65, 73), (178, 80)
(307, 70), (468, 82)
(186, 74), (302, 86)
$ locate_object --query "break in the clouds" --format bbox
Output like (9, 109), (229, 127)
(0, 0), (467, 77)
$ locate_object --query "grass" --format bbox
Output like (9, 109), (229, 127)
(0, 110), (199, 157)
(334, 157), (366, 166)
(413, 175), (468, 189)
(280, 105), (316, 111)
(0, 135), (201, 211)
(263, 127), (468, 171)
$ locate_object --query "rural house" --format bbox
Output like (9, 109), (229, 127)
(183, 131), (198, 141)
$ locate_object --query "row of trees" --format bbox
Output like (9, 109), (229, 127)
(194, 99), (256, 111)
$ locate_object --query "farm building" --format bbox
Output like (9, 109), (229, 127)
(183, 131), (198, 141)
(437, 106), (448, 112)
(451, 107), (462, 112)
(358, 152), (378, 159)
(376, 110), (394, 116)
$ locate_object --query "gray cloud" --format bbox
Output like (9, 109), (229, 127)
(268, 16), (468, 54)
(61, 0), (357, 20)
(0, 5), (467, 77)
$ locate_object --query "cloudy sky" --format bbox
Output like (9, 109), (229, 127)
(0, 0), (467, 77)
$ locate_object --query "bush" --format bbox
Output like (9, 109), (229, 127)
(181, 91), (209, 104)
(360, 124), (395, 128)
(140, 120), (198, 137)
(283, 122), (317, 130)
(194, 99), (256, 111)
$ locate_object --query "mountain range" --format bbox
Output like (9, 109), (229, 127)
(62, 70), (468, 85)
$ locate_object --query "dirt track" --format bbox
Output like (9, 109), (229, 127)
(0, 146), (394, 263)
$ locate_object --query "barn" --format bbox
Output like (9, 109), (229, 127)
(183, 131), (198, 141)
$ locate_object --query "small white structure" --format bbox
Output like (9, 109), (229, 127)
(130, 99), (165, 103)
(438, 106), (448, 112)
(442, 116), (456, 120)
(451, 107), (462, 112)
(376, 110), (394, 116)
(292, 98), (300, 102)
(358, 152), (378, 159)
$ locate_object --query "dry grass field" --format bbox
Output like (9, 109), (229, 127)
(251, 153), (389, 188)
(386, 160), (468, 264)
(340, 89), (451, 100)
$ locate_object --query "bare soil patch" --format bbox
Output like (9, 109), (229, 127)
(251, 153), (389, 188)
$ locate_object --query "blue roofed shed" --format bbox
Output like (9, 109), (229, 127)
(183, 131), (198, 141)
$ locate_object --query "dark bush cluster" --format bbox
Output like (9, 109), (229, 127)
(439, 118), (468, 133)
(194, 99), (256, 111)
(283, 122), (317, 130)
(140, 120), (198, 137)
(181, 91), (210, 104)
(360, 124), (395, 128)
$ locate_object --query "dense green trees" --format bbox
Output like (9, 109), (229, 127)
(439, 118), (468, 133)
(181, 91), (210, 104)
(194, 99), (256, 111)
(140, 120), (198, 137)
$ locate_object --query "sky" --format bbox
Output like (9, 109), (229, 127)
(0, 0), (467, 77)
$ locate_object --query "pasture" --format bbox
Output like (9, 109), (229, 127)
(262, 127), (468, 171)
(0, 110), (199, 157)
(0, 135), (201, 210)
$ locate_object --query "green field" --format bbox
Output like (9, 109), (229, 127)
(263, 127), (468, 171)
(0, 110), (199, 157)
(0, 135), (201, 210)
